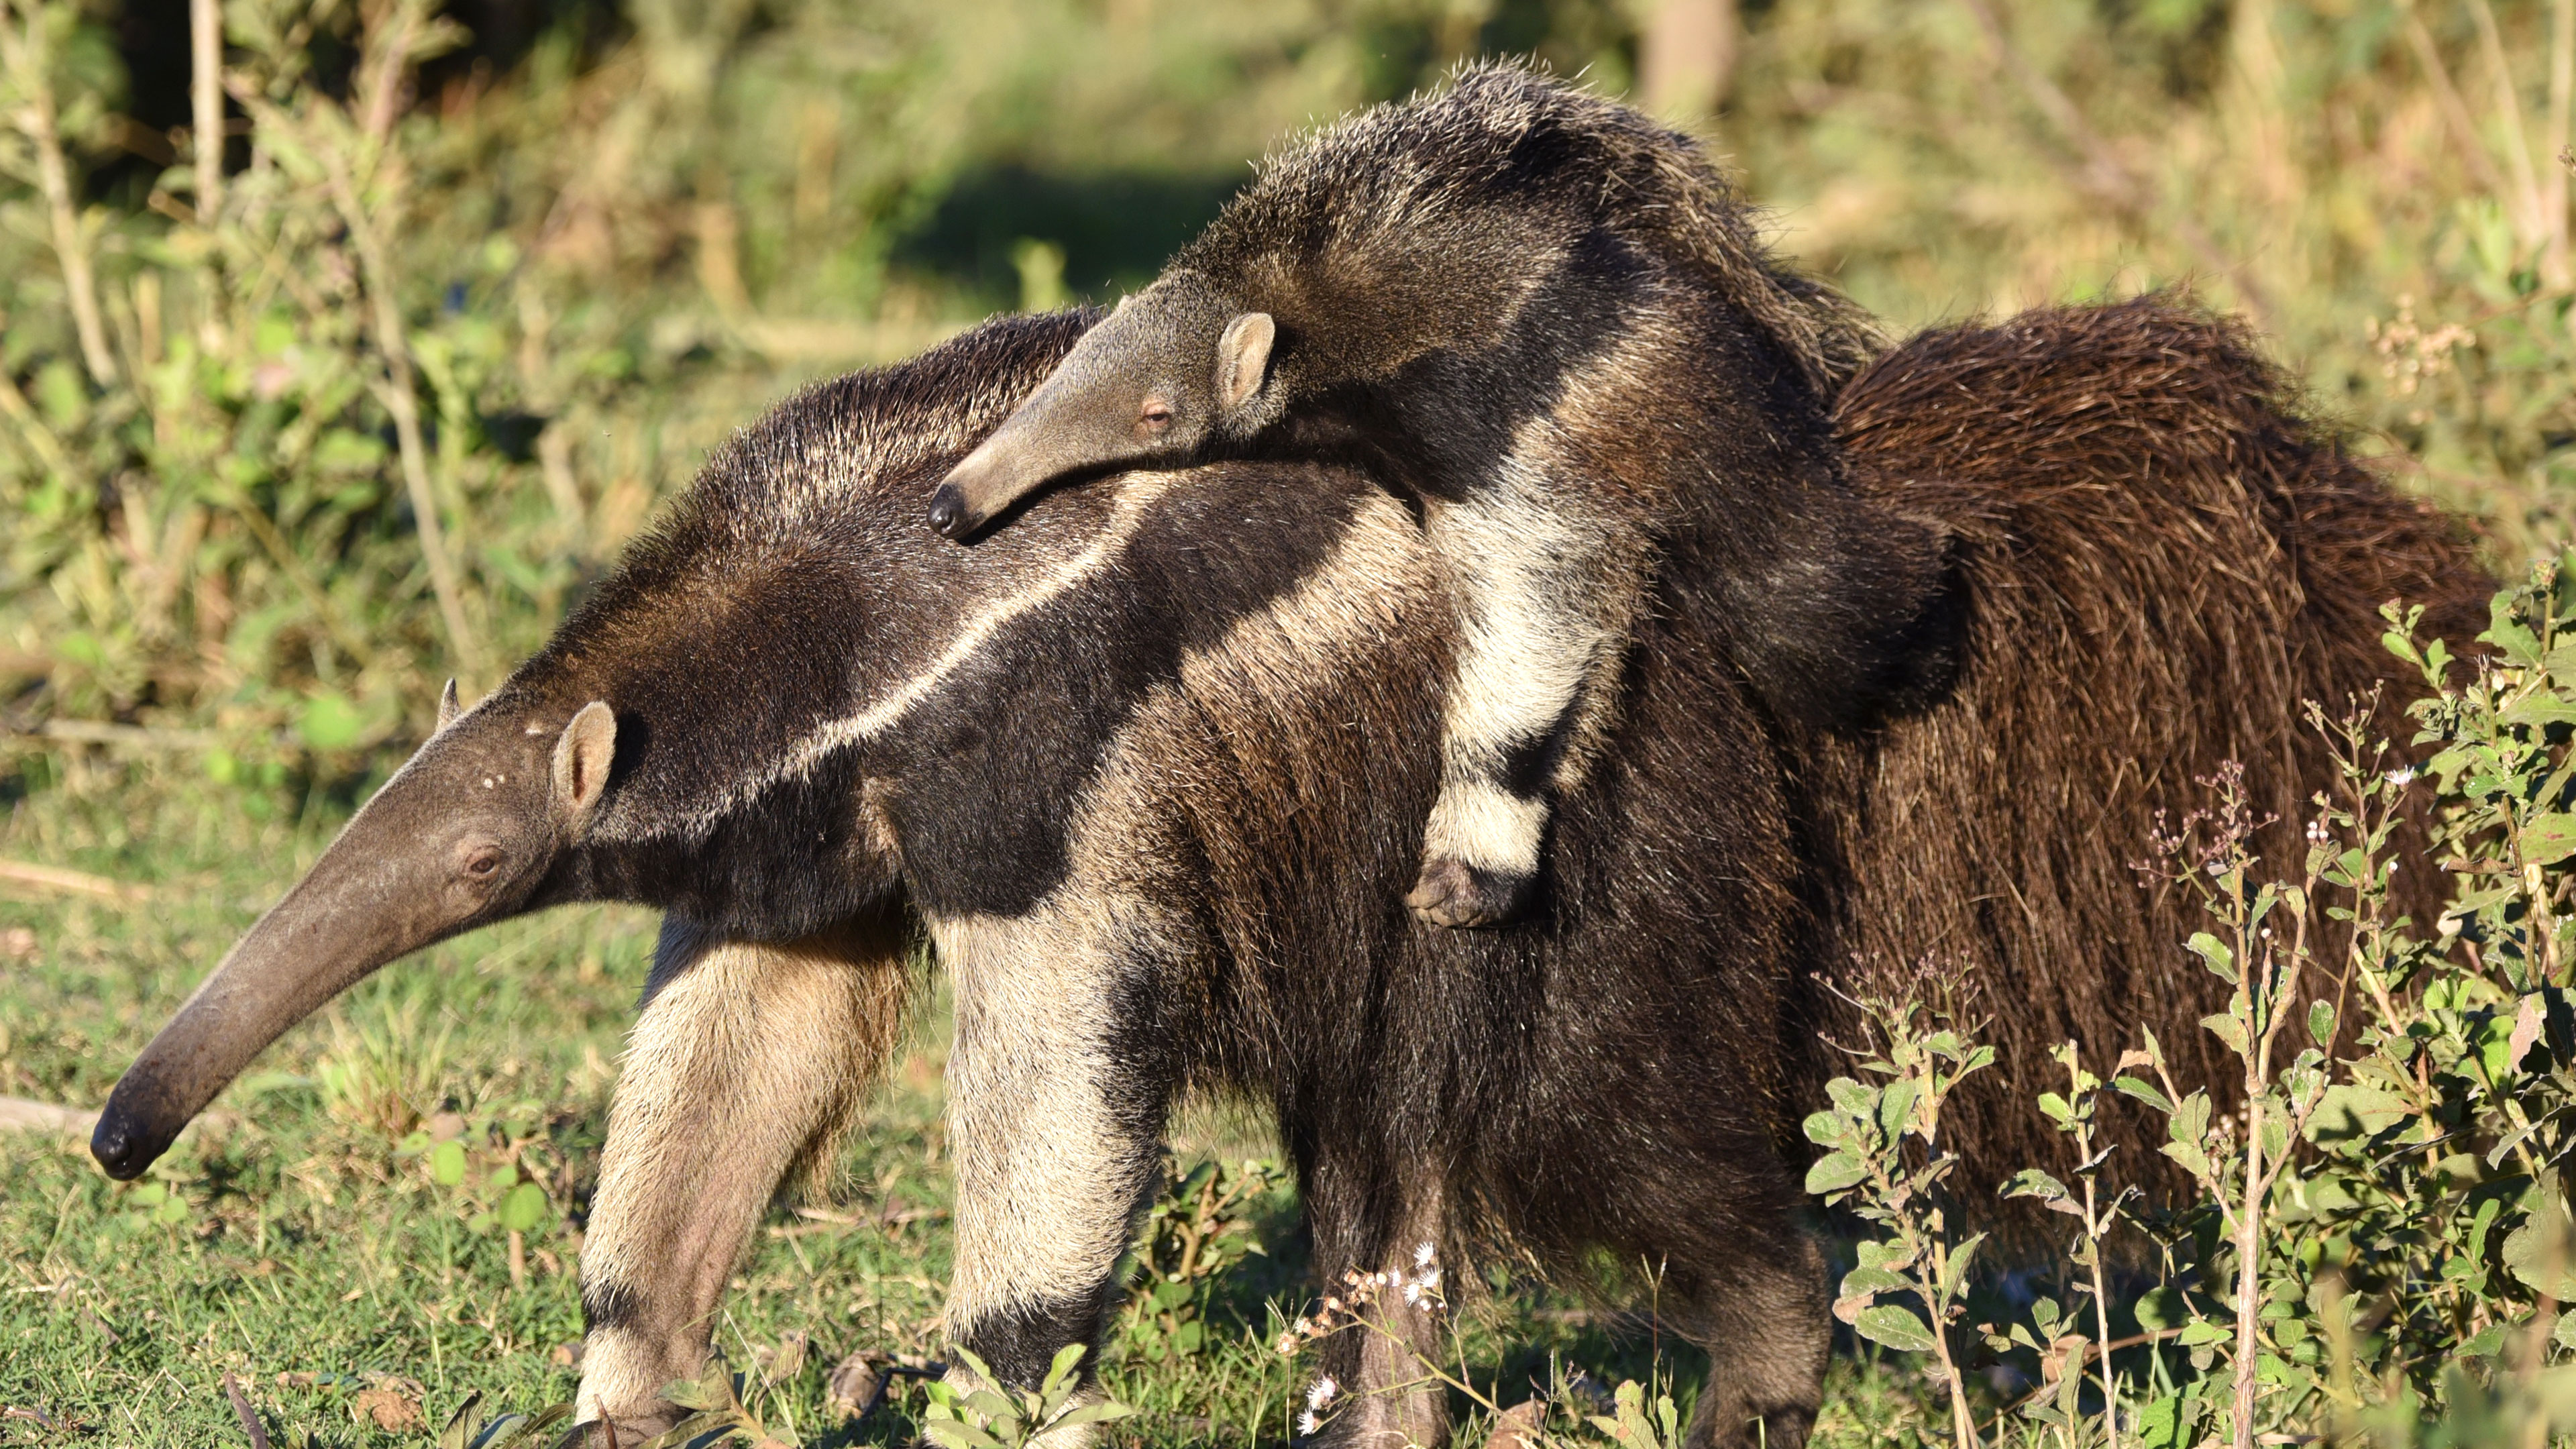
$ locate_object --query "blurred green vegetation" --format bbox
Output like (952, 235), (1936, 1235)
(0, 0), (2566, 761)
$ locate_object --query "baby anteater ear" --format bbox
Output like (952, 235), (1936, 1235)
(1216, 312), (1275, 413)
(550, 701), (618, 836)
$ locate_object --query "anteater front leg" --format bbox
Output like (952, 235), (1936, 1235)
(574, 913), (916, 1444)
(1407, 469), (1641, 928)
(926, 907), (1175, 1446)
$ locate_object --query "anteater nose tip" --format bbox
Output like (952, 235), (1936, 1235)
(90, 1120), (134, 1178)
(927, 485), (967, 539)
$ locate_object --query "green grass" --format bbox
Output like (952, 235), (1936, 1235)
(0, 751), (1968, 1447)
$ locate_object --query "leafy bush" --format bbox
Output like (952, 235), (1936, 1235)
(1801, 562), (2576, 1447)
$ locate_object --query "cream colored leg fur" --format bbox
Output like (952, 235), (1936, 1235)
(575, 916), (914, 1432)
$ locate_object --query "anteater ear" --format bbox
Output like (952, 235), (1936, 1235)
(437, 678), (462, 732)
(550, 701), (617, 835)
(1216, 312), (1275, 413)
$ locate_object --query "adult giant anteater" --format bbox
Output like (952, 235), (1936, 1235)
(88, 300), (2483, 1448)
(932, 64), (1948, 929)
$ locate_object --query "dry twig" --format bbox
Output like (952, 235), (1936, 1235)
(223, 1373), (272, 1449)
(0, 858), (146, 902)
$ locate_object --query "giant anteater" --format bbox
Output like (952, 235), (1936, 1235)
(931, 64), (1949, 929)
(88, 299), (2486, 1448)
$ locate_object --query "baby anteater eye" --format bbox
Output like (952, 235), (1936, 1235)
(463, 847), (502, 878)
(1138, 398), (1175, 433)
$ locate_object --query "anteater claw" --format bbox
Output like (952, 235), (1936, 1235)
(1405, 855), (1531, 928)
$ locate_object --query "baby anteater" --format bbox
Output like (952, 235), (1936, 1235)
(930, 64), (1951, 927)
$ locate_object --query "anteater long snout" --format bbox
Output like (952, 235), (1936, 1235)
(927, 441), (1024, 540)
(92, 881), (398, 1177)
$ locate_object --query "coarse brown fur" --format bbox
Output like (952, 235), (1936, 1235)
(1811, 297), (2491, 1191)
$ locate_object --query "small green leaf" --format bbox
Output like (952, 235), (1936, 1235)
(1944, 1233), (1986, 1294)
(1804, 1152), (1867, 1195)
(437, 1391), (482, 1449)
(2133, 1286), (2187, 1331)
(1839, 1267), (1908, 1296)
(430, 1139), (467, 1187)
(2524, 814), (2576, 867)
(297, 691), (366, 751)
(2201, 1012), (2250, 1057)
(497, 1181), (547, 1233)
(2112, 1075), (2174, 1113)
(1051, 1400), (1138, 1430)
(1877, 1077), (1922, 1142)
(2307, 999), (2336, 1048)
(2503, 1220), (2576, 1300)
(2002, 1168), (2071, 1202)
(1854, 1304), (1938, 1353)
(2186, 932), (2236, 983)
(2304, 1084), (2413, 1144)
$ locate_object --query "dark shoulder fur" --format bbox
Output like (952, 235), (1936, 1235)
(1175, 62), (1877, 399)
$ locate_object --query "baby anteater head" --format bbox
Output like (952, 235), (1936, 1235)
(928, 275), (1280, 539)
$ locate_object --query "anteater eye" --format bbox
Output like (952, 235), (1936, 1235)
(1140, 400), (1174, 431)
(464, 849), (502, 878)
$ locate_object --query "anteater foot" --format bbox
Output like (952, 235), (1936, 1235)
(1405, 855), (1531, 927)
(570, 1408), (684, 1448)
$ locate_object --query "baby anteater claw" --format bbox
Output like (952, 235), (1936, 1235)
(1405, 855), (1532, 928)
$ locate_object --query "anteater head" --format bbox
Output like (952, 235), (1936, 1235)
(90, 685), (619, 1179)
(928, 275), (1280, 539)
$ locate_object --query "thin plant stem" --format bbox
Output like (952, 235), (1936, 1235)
(1, 0), (115, 388)
(2469, 0), (2546, 250)
(2550, 0), (2573, 285)
(2399, 1), (2514, 244)
(192, 0), (221, 222)
(319, 120), (480, 680)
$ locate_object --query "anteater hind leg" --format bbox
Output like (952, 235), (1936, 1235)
(1660, 1232), (1831, 1449)
(1297, 1160), (1452, 1448)
(574, 913), (915, 1445)
(1408, 466), (1639, 929)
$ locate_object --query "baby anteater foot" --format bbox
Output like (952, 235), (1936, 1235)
(1405, 855), (1533, 928)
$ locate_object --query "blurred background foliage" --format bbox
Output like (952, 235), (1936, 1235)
(0, 0), (2567, 780)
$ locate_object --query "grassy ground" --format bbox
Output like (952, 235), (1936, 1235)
(0, 750), (1968, 1447)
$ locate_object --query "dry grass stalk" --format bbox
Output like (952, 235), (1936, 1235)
(191, 0), (219, 221)
(0, 1096), (96, 1133)
(0, 0), (114, 386)
(0, 858), (145, 902)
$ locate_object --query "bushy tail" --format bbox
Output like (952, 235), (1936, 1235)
(1809, 295), (2492, 1206)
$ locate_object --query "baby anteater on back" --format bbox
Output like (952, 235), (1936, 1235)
(930, 63), (1953, 926)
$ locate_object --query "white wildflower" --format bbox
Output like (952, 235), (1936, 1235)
(1299, 1411), (1320, 1436)
(1415, 1242), (1436, 1267)
(1402, 1281), (1422, 1305)
(1418, 1269), (1440, 1293)
(2387, 767), (2417, 788)
(1307, 1377), (1338, 1411)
